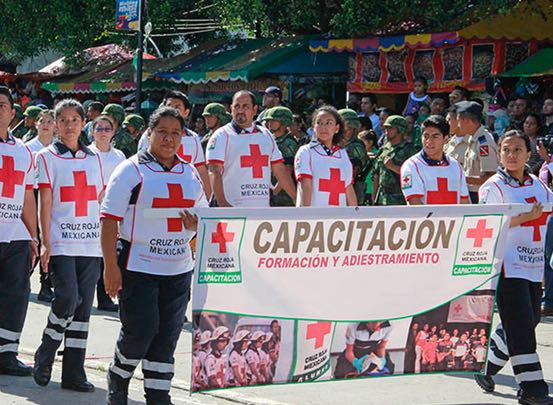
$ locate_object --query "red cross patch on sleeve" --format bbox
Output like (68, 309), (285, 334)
(479, 145), (489, 157)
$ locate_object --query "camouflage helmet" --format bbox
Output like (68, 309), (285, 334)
(338, 108), (361, 130)
(221, 112), (232, 125)
(13, 103), (23, 119)
(102, 103), (125, 126)
(123, 113), (146, 131)
(383, 115), (408, 134)
(263, 106), (293, 127)
(202, 103), (227, 121)
(24, 105), (44, 119)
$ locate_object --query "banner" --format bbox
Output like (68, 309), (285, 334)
(115, 0), (140, 31)
(191, 205), (511, 391)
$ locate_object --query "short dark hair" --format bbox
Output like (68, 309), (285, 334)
(525, 112), (545, 134)
(149, 106), (185, 131)
(379, 107), (394, 116)
(311, 105), (344, 146)
(414, 76), (428, 87)
(358, 129), (379, 146)
(361, 93), (377, 106)
(54, 99), (85, 120)
(422, 115), (450, 136)
(458, 110), (481, 123)
(359, 115), (373, 130)
(232, 90), (257, 107)
(0, 86), (14, 108)
(88, 101), (104, 113)
(499, 129), (531, 153)
(453, 86), (470, 100)
(163, 90), (191, 110)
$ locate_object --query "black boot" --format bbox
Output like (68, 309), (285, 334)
(107, 372), (129, 405)
(37, 285), (54, 303)
(32, 349), (52, 387)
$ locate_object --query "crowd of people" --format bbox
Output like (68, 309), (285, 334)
(1, 79), (553, 405)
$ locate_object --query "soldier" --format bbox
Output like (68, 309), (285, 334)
(262, 106), (299, 207)
(373, 115), (418, 205)
(21, 105), (44, 143)
(201, 103), (230, 151)
(122, 114), (146, 140)
(338, 108), (369, 205)
(444, 105), (470, 167)
(456, 101), (499, 203)
(103, 104), (136, 158)
(9, 103), (26, 139)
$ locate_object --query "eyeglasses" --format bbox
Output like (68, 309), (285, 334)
(95, 127), (113, 133)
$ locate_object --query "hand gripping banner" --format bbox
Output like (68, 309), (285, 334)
(190, 205), (511, 391)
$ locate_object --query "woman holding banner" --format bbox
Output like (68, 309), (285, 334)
(294, 106), (357, 207)
(475, 130), (553, 405)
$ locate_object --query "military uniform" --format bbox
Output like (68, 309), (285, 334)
(344, 137), (369, 205)
(444, 135), (471, 166)
(374, 141), (418, 205)
(112, 127), (137, 158)
(464, 126), (499, 194)
(272, 133), (298, 206)
(22, 128), (38, 143)
(11, 125), (28, 139)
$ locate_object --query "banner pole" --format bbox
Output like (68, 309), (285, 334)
(134, 0), (144, 115)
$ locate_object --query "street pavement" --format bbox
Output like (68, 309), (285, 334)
(2, 274), (553, 404)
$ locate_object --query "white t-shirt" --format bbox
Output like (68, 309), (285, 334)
(227, 350), (247, 384)
(206, 122), (283, 207)
(205, 353), (227, 388)
(0, 134), (35, 242)
(36, 141), (104, 256)
(100, 151), (208, 276)
(400, 151), (469, 204)
(88, 143), (126, 184)
(294, 141), (353, 207)
(479, 169), (553, 282)
(138, 128), (206, 168)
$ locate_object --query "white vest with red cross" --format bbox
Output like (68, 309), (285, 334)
(0, 135), (35, 243)
(100, 152), (208, 276)
(400, 151), (469, 204)
(294, 142), (353, 207)
(138, 128), (206, 168)
(479, 170), (553, 282)
(36, 141), (104, 257)
(206, 122), (283, 207)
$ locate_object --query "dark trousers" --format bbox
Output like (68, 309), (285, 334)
(35, 255), (100, 383)
(33, 189), (51, 289)
(543, 216), (553, 309)
(0, 240), (31, 365)
(487, 275), (548, 397)
(108, 242), (192, 404)
(96, 258), (113, 305)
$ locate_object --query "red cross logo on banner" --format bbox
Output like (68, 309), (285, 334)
(466, 219), (494, 248)
(0, 155), (25, 198)
(426, 178), (458, 204)
(319, 168), (346, 206)
(306, 322), (332, 349)
(211, 222), (235, 253)
(60, 171), (98, 217)
(521, 197), (550, 241)
(240, 144), (269, 179)
(454, 304), (463, 314)
(152, 184), (195, 232)
(177, 144), (192, 163)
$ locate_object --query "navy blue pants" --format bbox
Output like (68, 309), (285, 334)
(542, 216), (553, 309)
(35, 255), (100, 383)
(108, 241), (192, 404)
(0, 240), (31, 365)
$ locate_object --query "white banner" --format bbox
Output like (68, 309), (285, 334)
(191, 205), (512, 391)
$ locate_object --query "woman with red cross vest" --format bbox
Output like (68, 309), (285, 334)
(400, 115), (470, 205)
(295, 105), (357, 207)
(475, 130), (553, 405)
(33, 99), (104, 392)
(101, 107), (208, 405)
(0, 86), (38, 378)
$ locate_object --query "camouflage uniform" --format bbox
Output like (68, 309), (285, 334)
(201, 103), (230, 152)
(272, 133), (299, 206)
(22, 128), (38, 143)
(112, 127), (137, 158)
(344, 137), (369, 205)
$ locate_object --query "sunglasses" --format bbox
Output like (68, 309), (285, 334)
(95, 126), (113, 132)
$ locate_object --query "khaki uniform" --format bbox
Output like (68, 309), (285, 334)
(464, 126), (499, 193)
(444, 135), (470, 167)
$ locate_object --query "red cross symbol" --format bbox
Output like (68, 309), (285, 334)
(240, 144), (269, 179)
(306, 322), (332, 349)
(177, 144), (193, 163)
(319, 168), (346, 206)
(402, 175), (410, 186)
(466, 219), (494, 248)
(426, 177), (458, 204)
(454, 304), (463, 314)
(59, 171), (98, 217)
(152, 183), (195, 232)
(211, 222), (235, 253)
(521, 197), (550, 242)
(0, 155), (25, 198)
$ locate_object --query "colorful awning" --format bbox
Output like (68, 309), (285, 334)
(309, 32), (460, 53)
(500, 48), (553, 77)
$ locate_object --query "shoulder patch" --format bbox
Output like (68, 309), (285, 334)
(402, 174), (412, 189)
(478, 135), (486, 144)
(479, 145), (489, 157)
